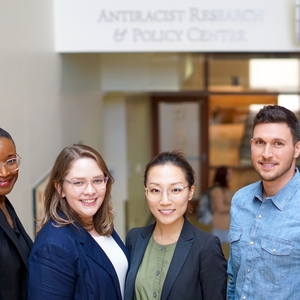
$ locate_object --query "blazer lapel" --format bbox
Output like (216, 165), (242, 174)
(79, 228), (124, 300)
(130, 232), (151, 275)
(125, 225), (154, 300)
(0, 202), (31, 268)
(161, 219), (194, 300)
(112, 230), (130, 262)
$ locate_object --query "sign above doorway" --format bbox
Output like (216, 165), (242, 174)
(54, 0), (300, 53)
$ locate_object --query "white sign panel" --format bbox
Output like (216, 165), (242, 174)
(54, 0), (300, 52)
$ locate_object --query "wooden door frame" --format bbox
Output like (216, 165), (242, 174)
(150, 92), (209, 194)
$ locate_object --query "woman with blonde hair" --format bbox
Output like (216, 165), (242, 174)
(28, 144), (128, 300)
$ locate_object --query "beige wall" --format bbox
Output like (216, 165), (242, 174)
(1, 2), (104, 239)
(126, 94), (152, 230)
(1, 1), (183, 241)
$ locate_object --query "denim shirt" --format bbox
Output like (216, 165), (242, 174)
(227, 168), (300, 300)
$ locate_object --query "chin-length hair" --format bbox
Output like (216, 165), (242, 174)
(38, 144), (115, 236)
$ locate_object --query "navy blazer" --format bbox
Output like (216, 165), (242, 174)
(125, 219), (227, 300)
(0, 197), (33, 300)
(28, 218), (129, 300)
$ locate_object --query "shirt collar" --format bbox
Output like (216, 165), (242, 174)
(254, 167), (300, 210)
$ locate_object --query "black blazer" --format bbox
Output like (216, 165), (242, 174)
(0, 197), (33, 299)
(125, 219), (227, 300)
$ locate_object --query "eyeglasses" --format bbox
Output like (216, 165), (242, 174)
(145, 186), (189, 201)
(63, 176), (109, 192)
(0, 154), (22, 172)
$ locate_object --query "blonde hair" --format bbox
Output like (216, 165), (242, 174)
(39, 144), (115, 236)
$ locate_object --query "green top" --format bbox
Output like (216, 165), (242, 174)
(134, 235), (177, 300)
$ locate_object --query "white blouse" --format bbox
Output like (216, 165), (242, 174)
(92, 235), (128, 299)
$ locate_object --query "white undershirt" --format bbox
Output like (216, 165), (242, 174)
(92, 235), (128, 299)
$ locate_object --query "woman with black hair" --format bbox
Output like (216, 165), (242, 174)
(0, 127), (33, 299)
(125, 151), (227, 300)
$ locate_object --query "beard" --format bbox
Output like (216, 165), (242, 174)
(253, 157), (295, 182)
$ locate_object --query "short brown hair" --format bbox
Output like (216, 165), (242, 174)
(253, 105), (300, 145)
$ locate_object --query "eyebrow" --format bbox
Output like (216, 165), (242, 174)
(148, 182), (184, 186)
(252, 137), (286, 143)
(69, 175), (105, 180)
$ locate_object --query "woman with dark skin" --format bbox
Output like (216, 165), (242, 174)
(0, 127), (33, 300)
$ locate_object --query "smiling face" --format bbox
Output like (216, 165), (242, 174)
(145, 163), (194, 228)
(251, 122), (300, 187)
(59, 157), (107, 223)
(0, 138), (19, 203)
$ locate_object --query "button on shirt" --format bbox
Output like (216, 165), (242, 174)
(134, 236), (176, 300)
(227, 168), (300, 300)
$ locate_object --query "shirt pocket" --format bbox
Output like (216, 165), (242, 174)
(260, 235), (293, 283)
(228, 226), (243, 271)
